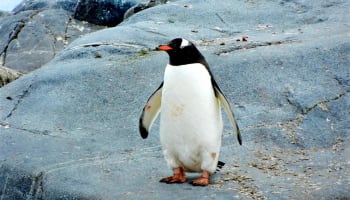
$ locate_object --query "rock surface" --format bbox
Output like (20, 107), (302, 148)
(72, 0), (139, 27)
(0, 0), (349, 199)
(124, 0), (174, 19)
(0, 0), (145, 73)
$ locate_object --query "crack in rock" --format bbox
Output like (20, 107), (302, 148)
(28, 171), (44, 199)
(0, 174), (9, 200)
(0, 10), (40, 66)
(43, 24), (58, 57)
(215, 13), (228, 25)
(287, 92), (347, 115)
(302, 92), (347, 114)
(63, 16), (73, 47)
(66, 42), (145, 51)
(279, 92), (347, 144)
(0, 123), (66, 138)
(14, 126), (51, 136)
(56, 42), (147, 61)
(0, 22), (25, 65)
(215, 40), (299, 55)
(334, 76), (350, 92)
(5, 84), (32, 119)
(243, 92), (347, 145)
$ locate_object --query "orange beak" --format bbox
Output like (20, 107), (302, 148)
(156, 45), (173, 51)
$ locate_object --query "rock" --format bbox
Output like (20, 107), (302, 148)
(0, 66), (23, 87)
(124, 0), (169, 19)
(73, 0), (140, 27)
(0, 0), (165, 74)
(0, 0), (349, 199)
(0, 0), (106, 73)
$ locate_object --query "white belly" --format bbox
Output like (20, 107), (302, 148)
(159, 63), (223, 173)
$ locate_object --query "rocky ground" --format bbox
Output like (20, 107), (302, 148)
(0, 0), (349, 199)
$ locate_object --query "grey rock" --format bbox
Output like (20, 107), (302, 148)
(124, 0), (173, 19)
(0, 0), (349, 199)
(0, 0), (164, 74)
(0, 1), (106, 73)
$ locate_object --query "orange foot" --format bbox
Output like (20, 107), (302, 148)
(160, 167), (186, 184)
(190, 171), (210, 186)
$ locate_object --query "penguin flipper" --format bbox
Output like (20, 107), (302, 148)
(139, 82), (163, 139)
(214, 85), (242, 145)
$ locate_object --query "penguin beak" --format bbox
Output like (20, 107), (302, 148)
(155, 45), (173, 51)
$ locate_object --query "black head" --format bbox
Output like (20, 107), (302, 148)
(156, 38), (206, 66)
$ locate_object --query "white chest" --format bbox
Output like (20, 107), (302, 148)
(161, 63), (218, 121)
(161, 63), (215, 111)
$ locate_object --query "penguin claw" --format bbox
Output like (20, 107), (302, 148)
(159, 175), (186, 184)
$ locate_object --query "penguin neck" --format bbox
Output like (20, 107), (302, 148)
(168, 52), (207, 67)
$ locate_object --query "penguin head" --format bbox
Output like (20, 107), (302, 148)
(156, 38), (205, 66)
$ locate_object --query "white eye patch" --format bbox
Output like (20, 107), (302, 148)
(180, 39), (190, 48)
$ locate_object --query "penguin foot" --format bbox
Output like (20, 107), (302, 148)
(160, 167), (186, 184)
(159, 175), (186, 184)
(190, 171), (210, 186)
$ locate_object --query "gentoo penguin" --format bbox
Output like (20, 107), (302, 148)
(139, 38), (242, 186)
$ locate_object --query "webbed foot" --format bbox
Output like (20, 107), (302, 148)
(190, 171), (210, 186)
(160, 167), (186, 184)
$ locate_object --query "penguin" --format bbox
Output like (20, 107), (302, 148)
(139, 38), (242, 186)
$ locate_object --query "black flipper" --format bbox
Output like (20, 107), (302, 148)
(213, 82), (242, 145)
(198, 57), (242, 145)
(139, 82), (163, 139)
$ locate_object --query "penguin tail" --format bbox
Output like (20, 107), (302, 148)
(215, 161), (225, 172)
